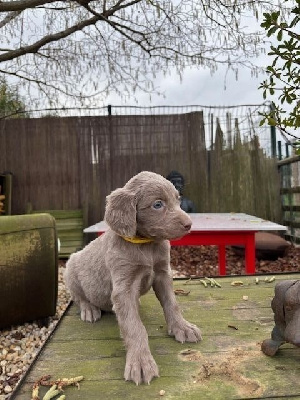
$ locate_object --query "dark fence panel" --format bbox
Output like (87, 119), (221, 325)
(0, 118), (81, 212)
(0, 111), (282, 230)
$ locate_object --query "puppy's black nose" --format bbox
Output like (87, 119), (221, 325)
(184, 223), (192, 231)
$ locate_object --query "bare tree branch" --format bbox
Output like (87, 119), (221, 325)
(0, 10), (22, 28)
(0, 0), (58, 12)
(0, 0), (288, 107)
(0, 1), (142, 62)
(0, 15), (99, 62)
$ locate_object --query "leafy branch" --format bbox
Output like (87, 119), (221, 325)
(259, 0), (300, 143)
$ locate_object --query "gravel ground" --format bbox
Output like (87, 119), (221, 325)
(0, 264), (71, 400)
(1, 244), (299, 399)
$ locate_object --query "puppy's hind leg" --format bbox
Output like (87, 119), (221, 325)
(65, 271), (102, 323)
(69, 284), (102, 322)
(79, 299), (102, 323)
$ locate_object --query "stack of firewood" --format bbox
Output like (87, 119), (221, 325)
(0, 185), (5, 214)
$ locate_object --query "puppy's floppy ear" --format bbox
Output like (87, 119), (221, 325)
(104, 188), (137, 237)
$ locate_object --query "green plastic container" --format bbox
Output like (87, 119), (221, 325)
(0, 214), (58, 328)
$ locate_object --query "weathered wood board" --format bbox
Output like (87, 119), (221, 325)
(13, 274), (300, 399)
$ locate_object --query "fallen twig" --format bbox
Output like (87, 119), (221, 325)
(228, 325), (239, 330)
(174, 288), (190, 296)
(31, 375), (84, 400)
(231, 281), (244, 286)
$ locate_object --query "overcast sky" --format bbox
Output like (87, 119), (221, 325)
(13, 3), (275, 111)
(104, 11), (273, 109)
(105, 51), (270, 108)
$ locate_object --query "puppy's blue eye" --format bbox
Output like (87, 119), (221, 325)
(153, 200), (163, 209)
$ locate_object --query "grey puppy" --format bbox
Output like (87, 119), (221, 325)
(64, 171), (201, 385)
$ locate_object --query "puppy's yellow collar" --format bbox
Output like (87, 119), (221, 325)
(120, 235), (154, 244)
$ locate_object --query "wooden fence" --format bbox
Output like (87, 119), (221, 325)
(278, 155), (300, 242)
(0, 112), (282, 231)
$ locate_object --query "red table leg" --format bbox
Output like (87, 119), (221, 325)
(218, 244), (226, 276)
(245, 233), (256, 274)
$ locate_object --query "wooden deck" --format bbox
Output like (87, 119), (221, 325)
(13, 274), (300, 400)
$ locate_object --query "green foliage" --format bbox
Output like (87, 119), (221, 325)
(0, 80), (27, 118)
(293, 140), (300, 155)
(259, 0), (300, 136)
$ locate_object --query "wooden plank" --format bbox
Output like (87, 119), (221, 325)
(277, 154), (300, 167)
(55, 220), (83, 230)
(280, 186), (300, 194)
(60, 245), (83, 253)
(47, 314), (273, 344)
(284, 233), (300, 244)
(55, 223), (83, 231)
(283, 220), (300, 229)
(32, 210), (83, 219)
(57, 233), (84, 241)
(13, 274), (300, 399)
(282, 205), (300, 212)
(59, 239), (84, 247)
(13, 377), (241, 400)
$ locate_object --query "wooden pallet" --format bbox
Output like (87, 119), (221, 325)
(13, 273), (300, 399)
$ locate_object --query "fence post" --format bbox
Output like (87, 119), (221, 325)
(107, 104), (114, 191)
(270, 103), (277, 158)
(285, 143), (290, 158)
(278, 141), (282, 160)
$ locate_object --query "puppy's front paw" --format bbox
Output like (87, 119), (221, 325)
(169, 320), (202, 343)
(80, 302), (102, 323)
(124, 350), (159, 385)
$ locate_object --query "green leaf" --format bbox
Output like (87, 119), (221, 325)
(259, 118), (266, 126)
(268, 118), (277, 126)
(267, 26), (278, 37)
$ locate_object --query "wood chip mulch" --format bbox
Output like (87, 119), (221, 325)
(170, 245), (300, 277)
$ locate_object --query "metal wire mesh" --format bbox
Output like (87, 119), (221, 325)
(11, 102), (275, 155)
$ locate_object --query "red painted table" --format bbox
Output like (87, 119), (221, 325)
(84, 213), (286, 276)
